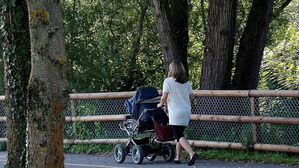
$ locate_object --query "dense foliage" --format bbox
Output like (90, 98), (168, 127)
(62, 0), (164, 92)
(0, 0), (298, 95)
(0, 47), (3, 94)
(260, 0), (298, 90)
(0, 32), (3, 94)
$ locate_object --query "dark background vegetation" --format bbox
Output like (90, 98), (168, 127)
(0, 0), (298, 94)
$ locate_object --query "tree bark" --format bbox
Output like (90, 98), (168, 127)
(1, 0), (31, 167)
(151, 0), (189, 75)
(200, 0), (237, 90)
(232, 0), (274, 90)
(26, 0), (68, 167)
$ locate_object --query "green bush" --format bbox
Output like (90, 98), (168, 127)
(0, 141), (7, 151)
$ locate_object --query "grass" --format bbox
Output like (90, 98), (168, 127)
(189, 148), (299, 166)
(64, 144), (115, 154)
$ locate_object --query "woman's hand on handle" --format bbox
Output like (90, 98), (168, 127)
(189, 93), (194, 103)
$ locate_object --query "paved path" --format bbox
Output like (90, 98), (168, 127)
(0, 152), (297, 168)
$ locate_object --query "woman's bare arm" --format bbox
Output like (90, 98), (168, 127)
(157, 92), (168, 107)
(189, 93), (194, 103)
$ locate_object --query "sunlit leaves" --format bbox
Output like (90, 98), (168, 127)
(260, 3), (299, 90)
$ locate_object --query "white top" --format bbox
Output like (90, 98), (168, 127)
(162, 77), (193, 126)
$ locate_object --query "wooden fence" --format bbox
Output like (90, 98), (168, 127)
(0, 90), (299, 153)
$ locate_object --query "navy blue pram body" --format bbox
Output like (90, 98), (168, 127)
(124, 87), (168, 132)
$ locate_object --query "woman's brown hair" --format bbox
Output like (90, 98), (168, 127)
(168, 60), (188, 84)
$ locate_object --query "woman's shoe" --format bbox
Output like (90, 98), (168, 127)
(174, 160), (181, 164)
(188, 153), (198, 166)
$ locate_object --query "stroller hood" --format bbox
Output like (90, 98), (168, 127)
(124, 87), (169, 131)
(124, 87), (160, 119)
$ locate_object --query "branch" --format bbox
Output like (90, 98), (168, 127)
(273, 0), (293, 19)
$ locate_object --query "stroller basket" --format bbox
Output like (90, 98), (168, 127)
(153, 120), (173, 141)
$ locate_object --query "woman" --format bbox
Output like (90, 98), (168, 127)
(157, 60), (198, 166)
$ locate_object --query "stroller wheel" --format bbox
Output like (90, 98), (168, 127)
(162, 143), (175, 162)
(146, 154), (156, 161)
(113, 144), (126, 163)
(131, 145), (144, 164)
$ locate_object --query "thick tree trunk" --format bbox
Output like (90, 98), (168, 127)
(200, 0), (237, 89)
(1, 1), (31, 167)
(26, 0), (68, 167)
(232, 0), (274, 90)
(151, 0), (189, 75)
(198, 0), (237, 139)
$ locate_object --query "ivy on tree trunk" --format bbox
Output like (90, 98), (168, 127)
(0, 0), (31, 167)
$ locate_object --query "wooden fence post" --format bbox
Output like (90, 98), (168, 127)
(250, 96), (262, 143)
(250, 97), (257, 143)
(70, 100), (77, 140)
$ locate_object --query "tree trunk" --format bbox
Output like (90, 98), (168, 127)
(198, 0), (237, 139)
(232, 0), (274, 90)
(200, 0), (237, 89)
(26, 0), (68, 167)
(151, 0), (189, 75)
(1, 0), (31, 167)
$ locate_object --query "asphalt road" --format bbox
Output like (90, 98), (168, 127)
(0, 152), (298, 168)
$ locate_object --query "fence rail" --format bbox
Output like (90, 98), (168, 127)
(67, 90), (299, 99)
(0, 90), (298, 153)
(1, 114), (298, 124)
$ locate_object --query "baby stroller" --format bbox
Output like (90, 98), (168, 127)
(113, 87), (175, 164)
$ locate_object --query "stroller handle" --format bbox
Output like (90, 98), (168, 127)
(136, 105), (167, 122)
(145, 108), (159, 112)
(145, 105), (166, 112)
(138, 96), (161, 104)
